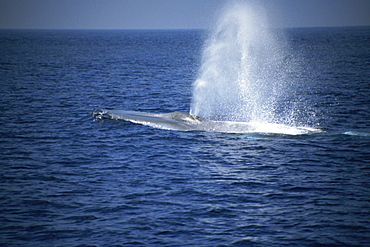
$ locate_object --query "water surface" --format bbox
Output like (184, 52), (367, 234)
(0, 28), (369, 246)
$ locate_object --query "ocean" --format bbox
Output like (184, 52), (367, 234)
(0, 26), (369, 246)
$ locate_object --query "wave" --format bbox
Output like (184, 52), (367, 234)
(343, 131), (370, 137)
(92, 109), (321, 135)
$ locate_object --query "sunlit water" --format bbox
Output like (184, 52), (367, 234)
(1, 26), (370, 246)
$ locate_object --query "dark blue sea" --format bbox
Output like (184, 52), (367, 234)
(1, 27), (370, 246)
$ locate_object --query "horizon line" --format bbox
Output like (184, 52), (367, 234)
(1, 24), (369, 31)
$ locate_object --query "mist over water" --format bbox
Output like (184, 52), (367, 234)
(190, 2), (298, 124)
(91, 1), (321, 135)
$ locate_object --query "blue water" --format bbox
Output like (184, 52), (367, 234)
(0, 28), (369, 246)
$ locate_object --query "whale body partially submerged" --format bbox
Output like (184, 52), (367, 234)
(93, 109), (321, 135)
(93, 109), (203, 131)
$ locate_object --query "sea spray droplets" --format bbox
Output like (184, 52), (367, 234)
(190, 2), (290, 123)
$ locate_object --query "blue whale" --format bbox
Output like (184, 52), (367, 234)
(93, 109), (321, 135)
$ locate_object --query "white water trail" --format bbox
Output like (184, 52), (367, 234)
(190, 2), (291, 124)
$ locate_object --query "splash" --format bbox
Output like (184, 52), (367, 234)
(190, 2), (292, 124)
(93, 1), (322, 135)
